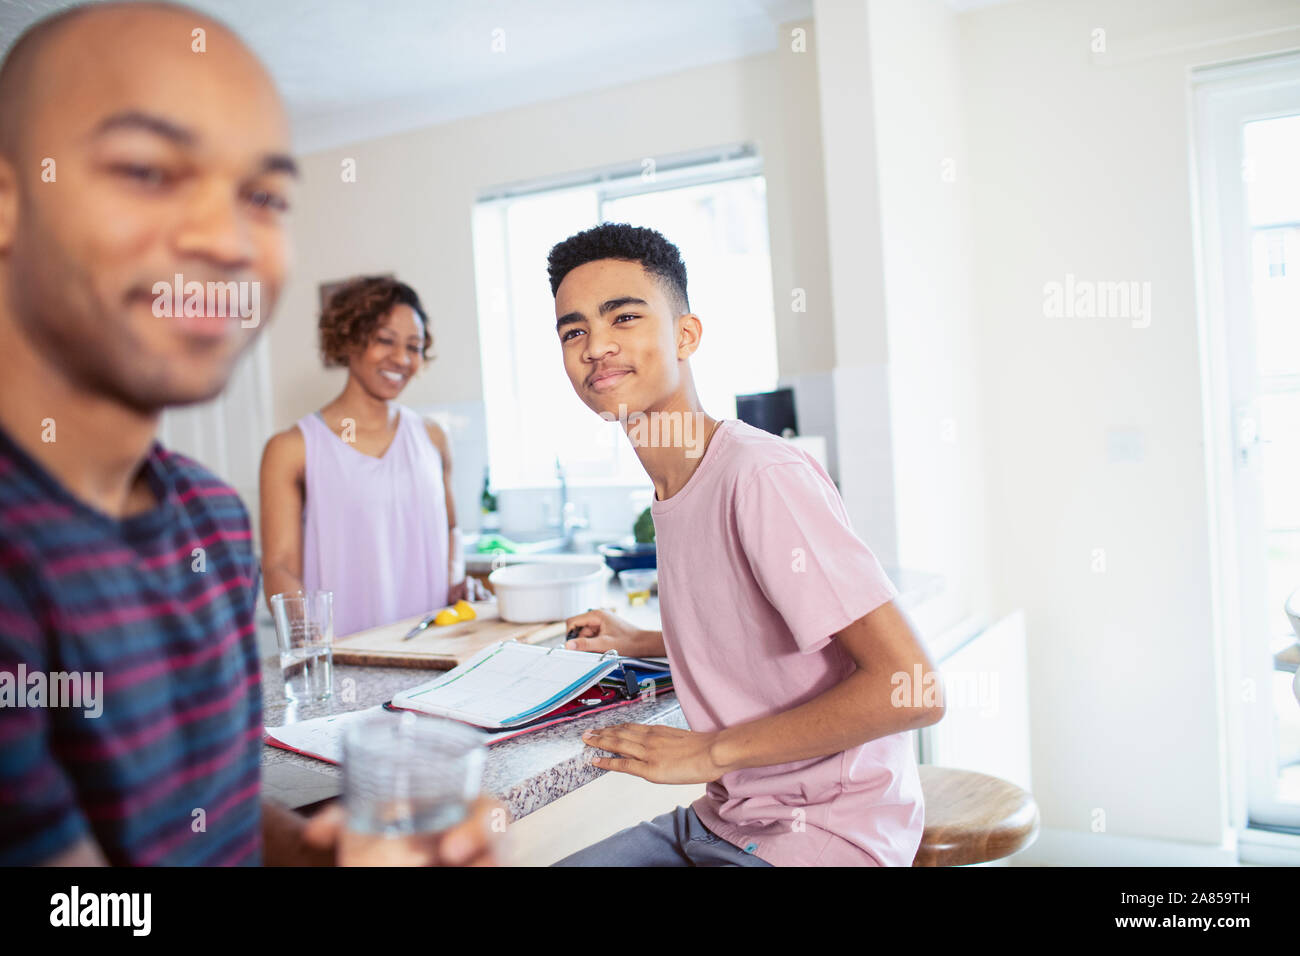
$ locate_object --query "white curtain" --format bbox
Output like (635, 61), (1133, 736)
(158, 335), (272, 544)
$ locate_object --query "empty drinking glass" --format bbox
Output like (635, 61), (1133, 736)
(271, 590), (334, 703)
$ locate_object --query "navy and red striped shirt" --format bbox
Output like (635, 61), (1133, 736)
(0, 424), (263, 865)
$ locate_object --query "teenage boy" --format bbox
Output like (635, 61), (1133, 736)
(549, 224), (944, 866)
(0, 2), (497, 865)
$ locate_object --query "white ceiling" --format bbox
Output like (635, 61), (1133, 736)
(0, 0), (815, 152)
(944, 0), (1023, 11)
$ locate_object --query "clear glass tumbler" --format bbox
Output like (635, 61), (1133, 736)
(270, 590), (334, 703)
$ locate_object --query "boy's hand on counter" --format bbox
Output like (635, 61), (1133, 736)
(582, 724), (726, 785)
(563, 609), (664, 657)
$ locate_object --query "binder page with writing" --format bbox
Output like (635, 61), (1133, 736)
(391, 641), (621, 729)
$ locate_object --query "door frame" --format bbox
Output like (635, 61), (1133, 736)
(1190, 51), (1300, 834)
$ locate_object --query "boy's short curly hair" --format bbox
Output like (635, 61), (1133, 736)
(546, 223), (689, 315)
(319, 276), (431, 367)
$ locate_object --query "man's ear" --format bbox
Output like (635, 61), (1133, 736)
(676, 313), (703, 359)
(0, 156), (16, 254)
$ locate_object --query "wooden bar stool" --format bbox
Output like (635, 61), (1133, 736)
(912, 765), (1040, 866)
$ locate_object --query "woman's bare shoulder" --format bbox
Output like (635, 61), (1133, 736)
(422, 416), (450, 456)
(262, 422), (307, 469)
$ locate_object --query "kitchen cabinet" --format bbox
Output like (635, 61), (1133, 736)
(918, 611), (1032, 793)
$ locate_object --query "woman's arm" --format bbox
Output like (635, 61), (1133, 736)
(424, 419), (463, 604)
(258, 426), (307, 609)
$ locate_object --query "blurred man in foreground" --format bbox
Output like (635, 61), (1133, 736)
(0, 1), (499, 866)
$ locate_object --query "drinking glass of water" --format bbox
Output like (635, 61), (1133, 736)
(339, 710), (487, 866)
(270, 590), (334, 703)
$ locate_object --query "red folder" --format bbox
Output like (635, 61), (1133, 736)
(385, 681), (674, 745)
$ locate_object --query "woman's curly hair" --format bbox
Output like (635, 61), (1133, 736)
(319, 276), (432, 367)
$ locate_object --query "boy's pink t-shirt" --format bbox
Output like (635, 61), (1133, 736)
(650, 419), (923, 866)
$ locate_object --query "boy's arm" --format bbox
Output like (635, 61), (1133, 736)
(583, 600), (943, 785)
(708, 600), (942, 772)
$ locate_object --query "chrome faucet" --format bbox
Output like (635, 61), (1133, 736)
(554, 457), (588, 550)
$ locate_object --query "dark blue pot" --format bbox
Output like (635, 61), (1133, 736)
(598, 541), (657, 574)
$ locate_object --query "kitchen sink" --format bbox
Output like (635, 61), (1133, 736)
(463, 530), (628, 573)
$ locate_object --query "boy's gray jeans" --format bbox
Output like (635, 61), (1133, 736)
(551, 805), (773, 867)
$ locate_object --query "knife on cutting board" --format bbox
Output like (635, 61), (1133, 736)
(402, 611), (441, 640)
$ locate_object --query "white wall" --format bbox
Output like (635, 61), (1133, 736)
(959, 0), (1300, 850)
(809, 0), (994, 630)
(866, 0), (992, 640)
(813, 0), (900, 568)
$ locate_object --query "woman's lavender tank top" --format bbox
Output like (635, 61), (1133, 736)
(298, 404), (449, 637)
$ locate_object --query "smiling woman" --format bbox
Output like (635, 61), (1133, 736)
(259, 276), (466, 637)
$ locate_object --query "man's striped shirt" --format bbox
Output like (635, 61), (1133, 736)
(0, 424), (262, 865)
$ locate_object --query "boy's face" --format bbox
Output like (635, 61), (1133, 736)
(554, 258), (686, 419)
(0, 8), (295, 411)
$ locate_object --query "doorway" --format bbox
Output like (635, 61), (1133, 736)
(1194, 53), (1300, 832)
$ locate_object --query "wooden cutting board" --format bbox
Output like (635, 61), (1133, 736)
(331, 601), (568, 670)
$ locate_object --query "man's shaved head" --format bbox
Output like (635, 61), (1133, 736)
(0, 2), (259, 160)
(0, 3), (96, 159)
(0, 1), (295, 411)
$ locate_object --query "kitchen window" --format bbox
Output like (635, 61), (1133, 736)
(471, 146), (779, 489)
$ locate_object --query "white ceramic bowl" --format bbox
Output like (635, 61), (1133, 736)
(488, 559), (610, 623)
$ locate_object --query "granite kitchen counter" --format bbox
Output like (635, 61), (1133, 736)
(261, 577), (684, 822)
(260, 565), (941, 822)
(261, 651), (686, 823)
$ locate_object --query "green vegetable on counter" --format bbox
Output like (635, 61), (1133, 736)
(474, 534), (519, 554)
(633, 506), (655, 544)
